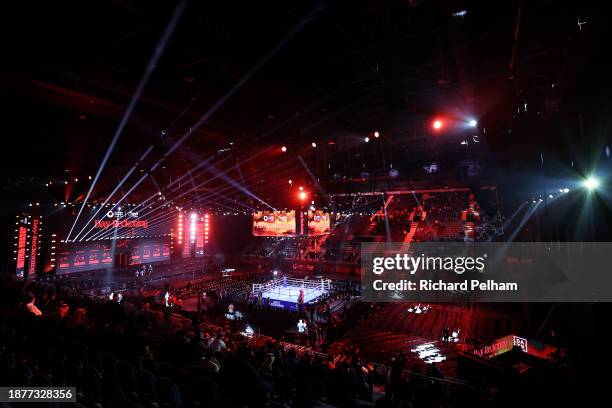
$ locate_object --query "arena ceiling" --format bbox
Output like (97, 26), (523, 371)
(1, 0), (609, 211)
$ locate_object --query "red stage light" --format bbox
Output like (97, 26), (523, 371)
(281, 146), (287, 152)
(432, 119), (443, 130)
(299, 191), (307, 201)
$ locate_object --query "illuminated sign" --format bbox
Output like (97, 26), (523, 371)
(94, 219), (148, 229)
(471, 336), (513, 358)
(513, 335), (528, 353)
(472, 334), (554, 360)
(28, 219), (39, 275)
(106, 210), (139, 218)
(16, 226), (27, 277)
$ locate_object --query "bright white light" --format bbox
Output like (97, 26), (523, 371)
(410, 342), (447, 364)
(364, 137), (370, 143)
(190, 213), (197, 243)
(281, 146), (287, 152)
(468, 119), (477, 127)
(374, 131), (380, 138)
(584, 176), (600, 191)
(563, 188), (570, 193)
(311, 142), (317, 148)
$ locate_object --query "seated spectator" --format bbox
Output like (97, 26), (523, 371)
(211, 332), (227, 352)
(24, 292), (42, 316)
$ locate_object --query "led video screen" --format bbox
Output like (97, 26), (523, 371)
(57, 242), (113, 274)
(57, 238), (171, 273)
(129, 240), (171, 265)
(252, 210), (296, 236)
(307, 210), (331, 235)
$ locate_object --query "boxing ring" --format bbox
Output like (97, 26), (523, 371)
(253, 277), (331, 310)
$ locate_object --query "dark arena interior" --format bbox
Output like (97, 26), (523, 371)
(1, 1), (611, 407)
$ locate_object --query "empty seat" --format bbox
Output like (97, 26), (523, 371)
(102, 374), (128, 408)
(155, 376), (182, 408)
(118, 360), (138, 393)
(136, 368), (157, 401)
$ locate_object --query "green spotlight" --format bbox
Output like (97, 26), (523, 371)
(583, 176), (600, 191)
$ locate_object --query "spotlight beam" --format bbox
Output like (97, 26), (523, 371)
(90, 159), (247, 241)
(507, 201), (542, 243)
(86, 2), (322, 230)
(79, 173), (150, 241)
(65, 0), (187, 242)
(145, 2), (324, 179)
(70, 146), (154, 241)
(81, 152), (227, 241)
(91, 181), (254, 241)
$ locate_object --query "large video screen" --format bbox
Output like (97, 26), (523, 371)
(252, 210), (296, 236)
(129, 240), (171, 265)
(57, 242), (113, 274)
(57, 237), (171, 274)
(307, 210), (331, 235)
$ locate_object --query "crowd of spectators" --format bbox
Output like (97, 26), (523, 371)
(0, 273), (476, 407)
(1, 267), (585, 408)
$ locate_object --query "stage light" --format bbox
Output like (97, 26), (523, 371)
(190, 213), (197, 243)
(468, 119), (477, 127)
(374, 131), (380, 138)
(364, 137), (370, 143)
(299, 191), (307, 201)
(563, 188), (570, 193)
(299, 186), (304, 191)
(311, 142), (317, 148)
(432, 119), (443, 130)
(281, 146), (287, 152)
(288, 179), (293, 184)
(583, 176), (600, 191)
